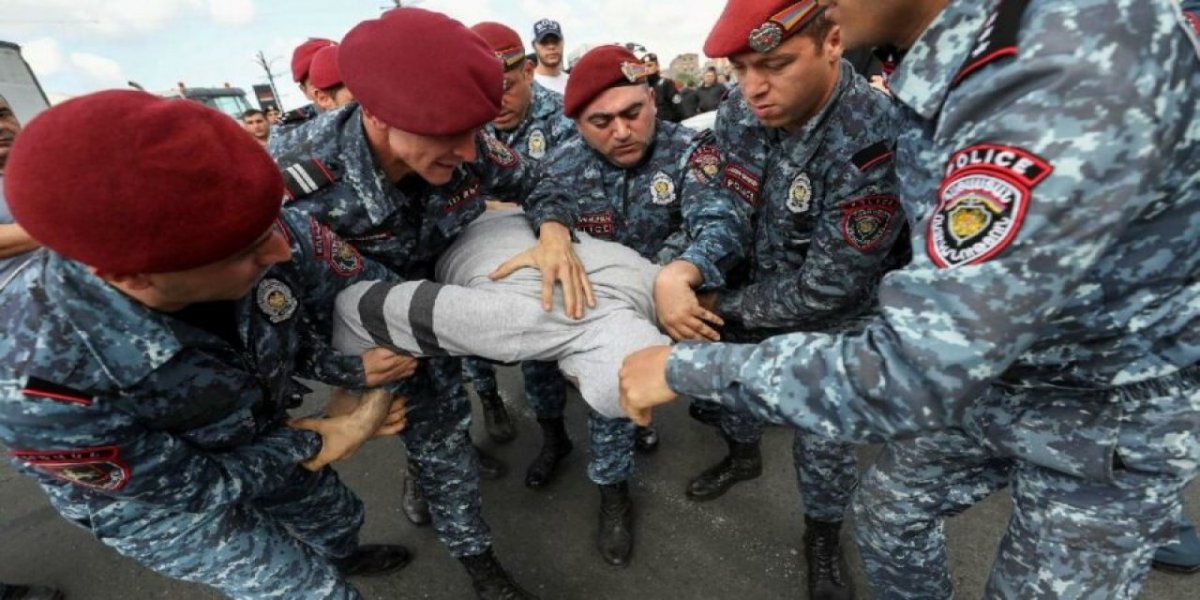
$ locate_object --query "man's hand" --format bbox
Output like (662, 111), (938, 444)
(489, 221), (596, 319)
(361, 347), (418, 386)
(325, 388), (408, 436)
(291, 388), (402, 471)
(619, 345), (679, 426)
(654, 261), (723, 341)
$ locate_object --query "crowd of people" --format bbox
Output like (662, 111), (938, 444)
(1, 1), (1199, 599)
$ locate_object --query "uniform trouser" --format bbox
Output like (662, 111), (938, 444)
(588, 410), (636, 485)
(405, 356), (491, 558)
(695, 399), (859, 522)
(854, 365), (1200, 600)
(462, 358), (569, 419)
(85, 465), (365, 600)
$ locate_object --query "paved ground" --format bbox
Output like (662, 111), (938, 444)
(1, 369), (1197, 599)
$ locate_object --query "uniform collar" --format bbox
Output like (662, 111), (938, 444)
(338, 104), (407, 226)
(529, 82), (561, 120)
(889, 0), (991, 121)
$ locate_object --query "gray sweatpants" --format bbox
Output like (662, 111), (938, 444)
(333, 209), (670, 419)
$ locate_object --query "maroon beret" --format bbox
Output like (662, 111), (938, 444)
(340, 8), (502, 136)
(4, 90), (283, 274)
(471, 22), (527, 71)
(292, 37), (336, 82)
(563, 45), (649, 119)
(704, 0), (822, 58)
(308, 45), (343, 90)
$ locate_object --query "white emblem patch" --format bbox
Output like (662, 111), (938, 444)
(786, 173), (812, 214)
(650, 171), (676, 206)
(527, 129), (547, 160)
(256, 278), (297, 324)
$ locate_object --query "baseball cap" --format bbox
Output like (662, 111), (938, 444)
(533, 18), (563, 43)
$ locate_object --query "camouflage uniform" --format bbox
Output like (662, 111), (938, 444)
(0, 211), (392, 600)
(697, 63), (903, 522)
(665, 0), (1200, 597)
(463, 82), (578, 420)
(270, 102), (531, 558)
(527, 118), (750, 484)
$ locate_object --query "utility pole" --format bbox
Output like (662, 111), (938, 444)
(253, 50), (285, 112)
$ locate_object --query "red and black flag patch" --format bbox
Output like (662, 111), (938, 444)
(21, 377), (93, 406)
(282, 159), (336, 201)
(841, 195), (900, 252)
(927, 143), (1052, 268)
(722, 162), (761, 205)
(309, 218), (364, 277)
(10, 446), (131, 492)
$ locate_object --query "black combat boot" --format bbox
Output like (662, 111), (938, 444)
(478, 389), (516, 444)
(633, 424), (659, 453)
(688, 400), (723, 427)
(333, 544), (413, 577)
(401, 462), (431, 526)
(524, 418), (573, 488)
(459, 548), (538, 600)
(685, 437), (762, 501)
(596, 481), (634, 567)
(803, 516), (853, 600)
(0, 585), (64, 600)
(475, 444), (508, 480)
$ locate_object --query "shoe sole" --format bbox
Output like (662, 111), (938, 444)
(1152, 560), (1200, 574)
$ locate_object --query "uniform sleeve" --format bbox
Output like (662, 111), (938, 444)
(665, 16), (1174, 441)
(523, 144), (583, 233)
(675, 132), (752, 290)
(714, 163), (902, 330)
(277, 209), (400, 388)
(0, 385), (321, 512)
(474, 130), (535, 203)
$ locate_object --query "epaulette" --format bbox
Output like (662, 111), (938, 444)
(851, 141), (893, 173)
(281, 158), (337, 201)
(952, 0), (1030, 89)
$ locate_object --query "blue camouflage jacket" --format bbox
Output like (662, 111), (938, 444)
(487, 82), (577, 166)
(0, 210), (392, 520)
(526, 119), (751, 288)
(269, 102), (532, 278)
(711, 61), (904, 332)
(666, 0), (1200, 481)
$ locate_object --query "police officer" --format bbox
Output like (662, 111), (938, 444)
(307, 45), (355, 113)
(495, 44), (751, 567)
(268, 9), (535, 598)
(653, 3), (904, 598)
(621, 0), (1200, 598)
(640, 52), (685, 123)
(279, 37), (336, 129)
(0, 90), (413, 600)
(458, 22), (576, 451)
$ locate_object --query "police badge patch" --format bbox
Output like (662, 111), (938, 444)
(528, 129), (547, 160)
(841, 195), (900, 251)
(483, 133), (519, 168)
(927, 143), (1052, 268)
(11, 446), (130, 492)
(688, 145), (722, 183)
(310, 219), (366, 276)
(787, 172), (813, 213)
(256, 278), (298, 323)
(650, 172), (676, 205)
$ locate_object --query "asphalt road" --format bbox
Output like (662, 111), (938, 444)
(2, 369), (1197, 599)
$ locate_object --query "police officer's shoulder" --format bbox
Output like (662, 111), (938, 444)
(276, 208), (366, 279)
(947, 0), (1029, 91)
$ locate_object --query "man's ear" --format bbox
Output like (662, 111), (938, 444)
(92, 268), (153, 290)
(360, 107), (388, 133)
(826, 25), (845, 63)
(523, 61), (535, 82)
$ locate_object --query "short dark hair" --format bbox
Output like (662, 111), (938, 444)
(797, 12), (835, 48)
(241, 108), (264, 120)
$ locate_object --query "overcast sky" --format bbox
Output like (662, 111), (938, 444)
(3, 0), (727, 111)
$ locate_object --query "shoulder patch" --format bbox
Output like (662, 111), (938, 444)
(21, 377), (93, 406)
(951, 0), (1030, 89)
(927, 143), (1052, 268)
(688, 145), (723, 184)
(851, 141), (893, 173)
(483, 134), (519, 168)
(309, 218), (364, 277)
(10, 446), (130, 492)
(282, 159), (336, 201)
(841, 195), (900, 252)
(722, 162), (761, 205)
